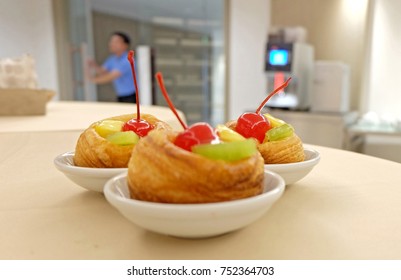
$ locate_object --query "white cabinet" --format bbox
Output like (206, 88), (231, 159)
(152, 26), (213, 125)
(265, 109), (358, 149)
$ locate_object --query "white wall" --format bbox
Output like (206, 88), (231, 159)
(0, 0), (59, 95)
(365, 0), (401, 119)
(270, 0), (369, 111)
(227, 0), (270, 120)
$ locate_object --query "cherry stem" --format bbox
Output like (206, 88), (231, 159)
(255, 77), (292, 114)
(127, 50), (140, 121)
(155, 72), (188, 130)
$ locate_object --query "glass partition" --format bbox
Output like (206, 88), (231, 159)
(90, 0), (226, 125)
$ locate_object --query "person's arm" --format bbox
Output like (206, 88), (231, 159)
(87, 59), (107, 75)
(89, 70), (121, 84)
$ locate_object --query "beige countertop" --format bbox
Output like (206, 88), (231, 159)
(0, 101), (186, 132)
(1, 128), (401, 259)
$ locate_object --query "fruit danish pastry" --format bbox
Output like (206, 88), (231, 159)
(127, 128), (264, 203)
(74, 114), (170, 168)
(126, 73), (264, 203)
(226, 78), (305, 164)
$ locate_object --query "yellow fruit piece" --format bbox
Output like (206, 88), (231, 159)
(216, 124), (246, 142)
(95, 120), (124, 138)
(264, 113), (286, 128)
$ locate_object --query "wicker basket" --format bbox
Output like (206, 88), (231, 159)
(0, 88), (55, 116)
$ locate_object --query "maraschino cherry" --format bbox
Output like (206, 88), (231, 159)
(121, 50), (154, 137)
(236, 78), (292, 143)
(155, 72), (215, 151)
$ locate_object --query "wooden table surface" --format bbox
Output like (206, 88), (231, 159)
(1, 127), (401, 259)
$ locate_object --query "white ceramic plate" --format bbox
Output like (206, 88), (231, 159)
(264, 146), (320, 185)
(104, 170), (285, 239)
(54, 151), (127, 192)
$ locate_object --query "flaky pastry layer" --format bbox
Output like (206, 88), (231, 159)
(127, 129), (265, 203)
(74, 114), (170, 168)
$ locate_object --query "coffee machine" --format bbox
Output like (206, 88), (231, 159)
(265, 42), (314, 110)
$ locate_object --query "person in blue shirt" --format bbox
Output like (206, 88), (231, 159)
(87, 32), (136, 103)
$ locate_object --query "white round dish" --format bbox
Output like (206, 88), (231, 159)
(264, 146), (320, 185)
(104, 170), (285, 239)
(54, 151), (127, 192)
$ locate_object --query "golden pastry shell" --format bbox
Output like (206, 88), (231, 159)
(74, 114), (170, 168)
(127, 129), (265, 203)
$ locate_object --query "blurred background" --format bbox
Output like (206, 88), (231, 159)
(1, 0), (401, 162)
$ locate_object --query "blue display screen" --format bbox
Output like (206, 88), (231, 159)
(269, 49), (289, 66)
